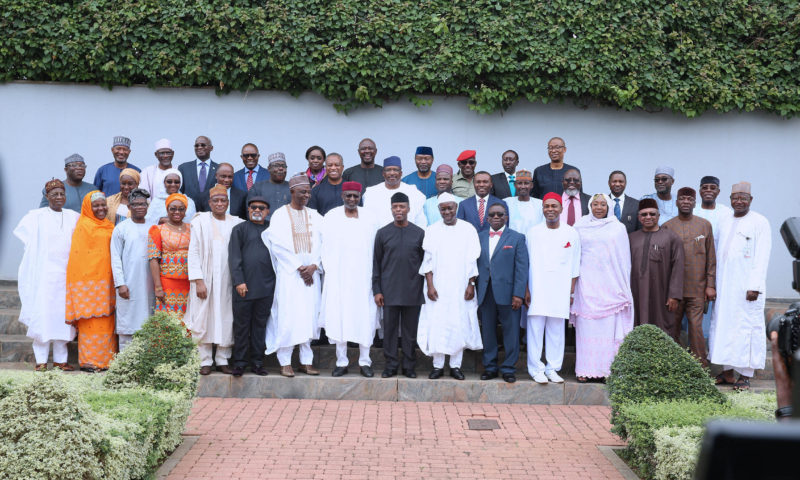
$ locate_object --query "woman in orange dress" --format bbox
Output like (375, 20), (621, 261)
(148, 193), (191, 320)
(65, 191), (117, 372)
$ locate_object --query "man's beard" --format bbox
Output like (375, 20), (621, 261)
(565, 187), (580, 197)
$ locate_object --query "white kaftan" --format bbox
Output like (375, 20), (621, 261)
(693, 203), (732, 250)
(526, 223), (581, 319)
(363, 182), (427, 227)
(417, 219), (483, 356)
(13, 207), (79, 343)
(185, 212), (243, 346)
(506, 197), (544, 235)
(262, 205), (323, 353)
(110, 219), (154, 335)
(319, 206), (380, 346)
(709, 210), (771, 371)
(140, 164), (170, 200)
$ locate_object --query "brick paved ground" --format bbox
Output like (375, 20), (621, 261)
(167, 398), (626, 480)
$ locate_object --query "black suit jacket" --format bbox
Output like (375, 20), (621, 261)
(579, 192), (590, 215)
(178, 159), (218, 210)
(613, 194), (641, 233)
(197, 186), (248, 220)
(490, 172), (512, 199)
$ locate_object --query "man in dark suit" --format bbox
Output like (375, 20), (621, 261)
(607, 170), (640, 232)
(178, 135), (218, 210)
(196, 163), (247, 219)
(233, 143), (269, 192)
(560, 168), (590, 226)
(477, 203), (529, 383)
(457, 171), (508, 232)
(490, 149), (519, 199)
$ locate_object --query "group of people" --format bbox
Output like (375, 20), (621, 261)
(15, 135), (771, 389)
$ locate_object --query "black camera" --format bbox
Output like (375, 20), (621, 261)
(780, 217), (800, 292)
(767, 303), (800, 363)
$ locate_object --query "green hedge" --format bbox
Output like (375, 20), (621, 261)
(1, 0), (799, 116)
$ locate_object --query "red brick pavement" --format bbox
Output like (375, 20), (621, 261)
(167, 399), (626, 480)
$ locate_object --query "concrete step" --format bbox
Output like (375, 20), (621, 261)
(0, 310), (25, 334)
(0, 286), (21, 309)
(0, 335), (79, 364)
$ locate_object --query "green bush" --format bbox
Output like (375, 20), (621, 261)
(104, 311), (200, 397)
(1, 0), (799, 117)
(652, 426), (703, 480)
(607, 324), (724, 424)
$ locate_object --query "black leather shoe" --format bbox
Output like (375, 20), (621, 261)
(332, 366), (348, 377)
(382, 368), (397, 378)
(481, 371), (498, 380)
(450, 367), (465, 380)
(502, 373), (517, 383)
(428, 368), (444, 379)
(231, 366), (245, 377)
(403, 369), (417, 378)
(360, 365), (374, 378)
(252, 366), (269, 376)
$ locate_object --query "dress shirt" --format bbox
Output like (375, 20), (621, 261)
(560, 192), (583, 225)
(488, 226), (505, 259)
(196, 158), (213, 183)
(605, 193), (625, 219)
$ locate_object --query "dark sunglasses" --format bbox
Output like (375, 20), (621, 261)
(194, 143), (208, 148)
(242, 153), (259, 159)
(640, 212), (658, 217)
(165, 179), (181, 184)
(487, 211), (505, 218)
(343, 193), (360, 199)
(458, 160), (476, 166)
(249, 205), (267, 211)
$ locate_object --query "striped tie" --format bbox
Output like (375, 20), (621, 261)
(478, 197), (485, 225)
(247, 170), (254, 190)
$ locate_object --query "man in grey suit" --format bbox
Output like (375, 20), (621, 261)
(476, 203), (529, 383)
(606, 170), (640, 232)
(178, 135), (218, 210)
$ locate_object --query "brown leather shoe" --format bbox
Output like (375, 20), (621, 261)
(298, 364), (319, 375)
(280, 365), (295, 377)
(53, 362), (75, 372)
(217, 365), (234, 375)
(199, 365), (212, 375)
(34, 363), (47, 372)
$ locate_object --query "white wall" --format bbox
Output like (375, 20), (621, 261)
(1, 82), (799, 297)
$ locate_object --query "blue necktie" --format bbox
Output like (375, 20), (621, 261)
(508, 174), (516, 196)
(614, 198), (621, 220)
(199, 162), (207, 190)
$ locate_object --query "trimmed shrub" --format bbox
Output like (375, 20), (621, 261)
(652, 426), (703, 480)
(607, 324), (724, 424)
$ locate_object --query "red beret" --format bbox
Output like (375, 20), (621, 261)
(457, 150), (477, 162)
(341, 181), (363, 193)
(542, 192), (562, 205)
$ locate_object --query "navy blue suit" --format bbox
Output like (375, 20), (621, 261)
(178, 159), (218, 211)
(477, 227), (529, 375)
(456, 194), (508, 232)
(233, 165), (269, 192)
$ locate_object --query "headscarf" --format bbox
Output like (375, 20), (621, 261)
(65, 191), (116, 323)
(162, 168), (183, 188)
(166, 193), (189, 209)
(107, 168), (142, 220)
(119, 167), (141, 185)
(581, 193), (614, 223)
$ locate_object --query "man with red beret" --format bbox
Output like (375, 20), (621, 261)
(629, 198), (685, 341)
(319, 181), (381, 377)
(452, 150), (477, 199)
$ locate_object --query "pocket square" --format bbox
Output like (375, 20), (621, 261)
(564, 242), (571, 248)
(502, 245), (513, 250)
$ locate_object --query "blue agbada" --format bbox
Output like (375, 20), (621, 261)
(94, 162), (141, 196)
(402, 172), (438, 199)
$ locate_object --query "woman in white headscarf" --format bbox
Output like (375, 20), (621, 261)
(145, 168), (197, 225)
(570, 194), (634, 382)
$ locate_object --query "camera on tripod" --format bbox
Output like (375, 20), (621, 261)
(766, 217), (800, 366)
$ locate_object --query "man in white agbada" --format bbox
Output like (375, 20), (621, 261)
(110, 188), (154, 350)
(525, 192), (581, 384)
(505, 169), (543, 234)
(186, 184), (243, 375)
(262, 174), (323, 377)
(710, 181), (771, 391)
(320, 181), (380, 377)
(139, 138), (175, 200)
(364, 155), (426, 227)
(14, 179), (80, 371)
(418, 192), (483, 380)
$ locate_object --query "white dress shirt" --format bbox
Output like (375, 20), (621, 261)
(488, 225), (505, 259)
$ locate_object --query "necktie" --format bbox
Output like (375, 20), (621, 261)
(614, 198), (621, 220)
(199, 162), (207, 190)
(478, 198), (485, 225)
(508, 174), (516, 196)
(567, 196), (576, 226)
(489, 229), (502, 238)
(247, 170), (254, 190)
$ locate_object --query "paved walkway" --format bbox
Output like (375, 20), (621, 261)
(166, 399), (626, 480)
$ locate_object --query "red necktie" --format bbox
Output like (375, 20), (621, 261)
(246, 170), (254, 190)
(567, 196), (576, 226)
(489, 230), (502, 238)
(478, 198), (485, 225)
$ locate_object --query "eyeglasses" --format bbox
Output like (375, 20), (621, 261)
(458, 160), (476, 166)
(66, 162), (86, 168)
(343, 193), (360, 199)
(487, 212), (505, 218)
(168, 206), (186, 212)
(130, 202), (148, 208)
(249, 205), (267, 211)
(654, 176), (671, 183)
(564, 178), (580, 184)
(639, 212), (658, 217)
(270, 163), (287, 169)
(194, 143), (209, 148)
(165, 179), (181, 185)
(156, 151), (173, 157)
(730, 194), (751, 201)
(241, 153), (259, 159)
(547, 145), (565, 151)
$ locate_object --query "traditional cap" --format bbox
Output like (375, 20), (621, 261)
(677, 187), (696, 198)
(731, 181), (751, 194)
(268, 152), (286, 165)
(119, 167), (141, 184)
(391, 192), (409, 204)
(165, 192), (188, 208)
(383, 156), (402, 168)
(247, 195), (270, 207)
(341, 181), (362, 193)
(113, 136), (131, 148)
(288, 173), (310, 189)
(435, 164), (453, 176)
(64, 153), (84, 165)
(655, 166), (675, 178)
(639, 198), (659, 211)
(45, 178), (65, 193)
(700, 175), (720, 186)
(542, 192), (562, 205)
(457, 150), (477, 162)
(209, 184), (228, 198)
(90, 191), (106, 203)
(437, 192), (457, 206)
(515, 169), (532, 180)
(415, 146), (433, 156)
(154, 138), (173, 151)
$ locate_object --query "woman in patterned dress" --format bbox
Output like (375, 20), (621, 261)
(148, 193), (191, 321)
